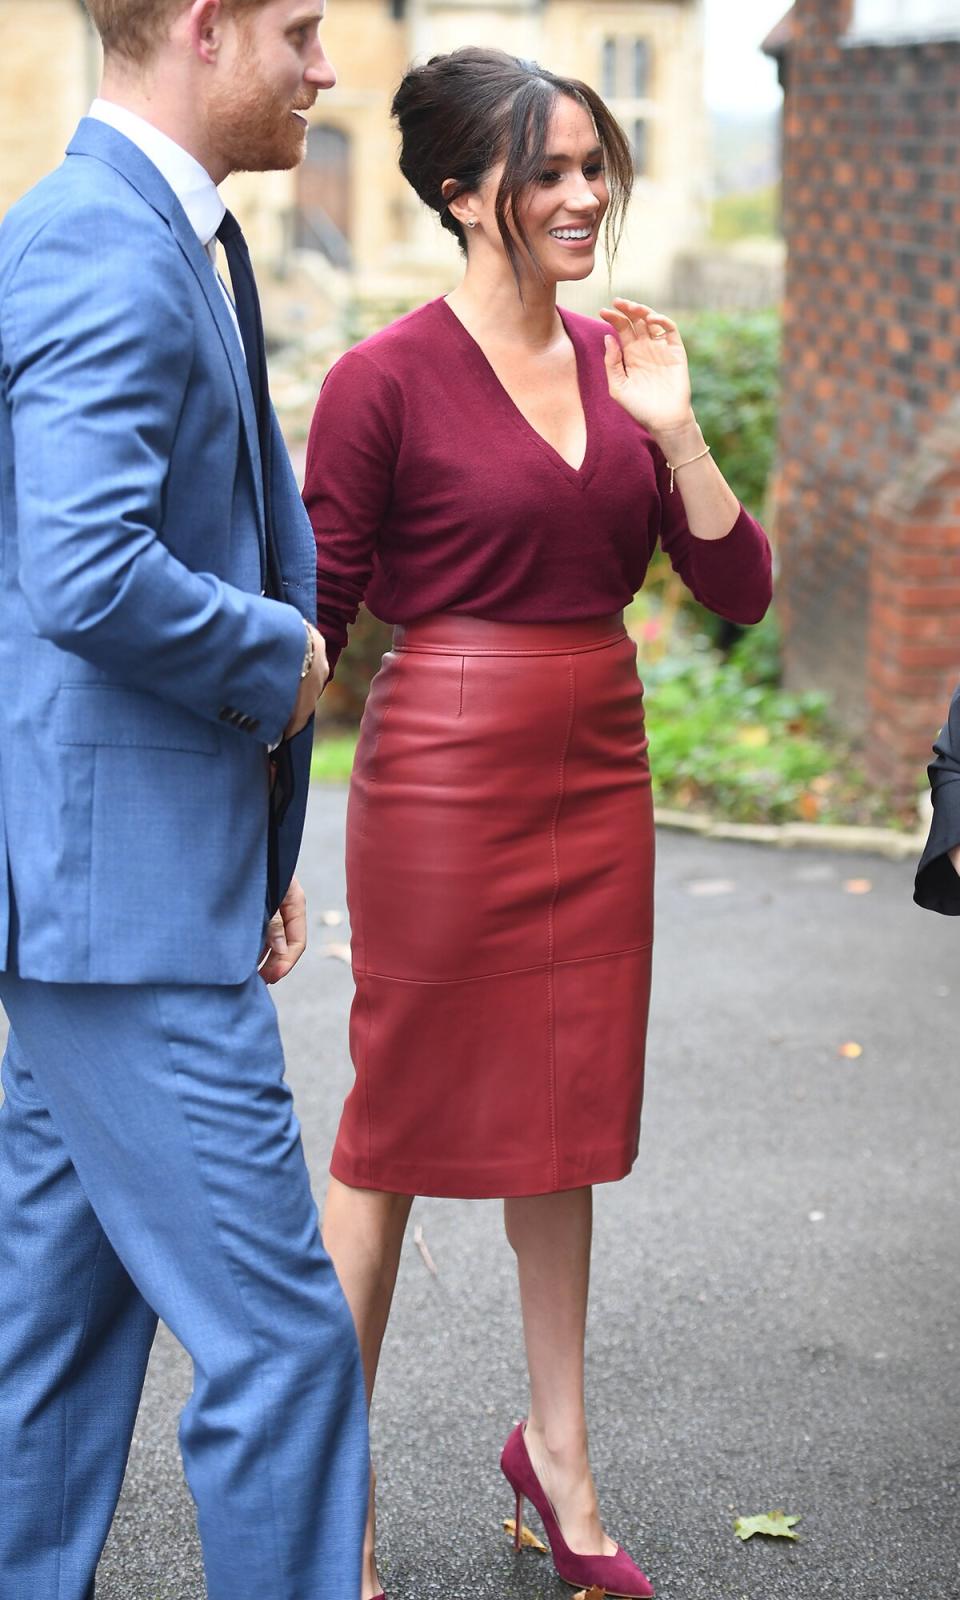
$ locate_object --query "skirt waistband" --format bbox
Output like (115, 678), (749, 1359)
(392, 612), (626, 657)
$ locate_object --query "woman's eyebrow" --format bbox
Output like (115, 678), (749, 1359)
(542, 144), (603, 163)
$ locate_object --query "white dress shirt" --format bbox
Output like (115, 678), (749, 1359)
(88, 98), (242, 341)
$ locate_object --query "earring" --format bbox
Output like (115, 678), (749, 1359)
(466, 219), (477, 229)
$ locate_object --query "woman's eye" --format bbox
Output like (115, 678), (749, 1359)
(584, 164), (605, 179)
(538, 171), (561, 185)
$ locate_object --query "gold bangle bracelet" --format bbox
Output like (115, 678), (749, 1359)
(666, 443), (712, 493)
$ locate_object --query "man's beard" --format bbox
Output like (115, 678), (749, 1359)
(209, 50), (313, 173)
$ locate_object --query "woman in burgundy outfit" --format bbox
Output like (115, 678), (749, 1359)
(304, 48), (772, 1600)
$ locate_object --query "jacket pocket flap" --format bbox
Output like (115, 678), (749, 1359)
(54, 685), (219, 754)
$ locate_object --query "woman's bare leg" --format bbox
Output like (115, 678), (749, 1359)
(503, 1186), (617, 1556)
(323, 1177), (414, 1600)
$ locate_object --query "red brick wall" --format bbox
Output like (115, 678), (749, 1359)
(869, 438), (960, 790)
(774, 0), (960, 796)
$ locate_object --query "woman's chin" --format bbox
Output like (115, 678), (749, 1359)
(520, 245), (599, 290)
(555, 255), (598, 284)
(541, 237), (601, 282)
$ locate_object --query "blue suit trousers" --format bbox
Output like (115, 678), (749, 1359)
(0, 973), (368, 1600)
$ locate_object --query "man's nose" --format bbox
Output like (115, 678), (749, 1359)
(306, 46), (337, 90)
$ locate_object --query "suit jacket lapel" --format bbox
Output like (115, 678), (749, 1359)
(166, 206), (268, 564)
(66, 120), (268, 569)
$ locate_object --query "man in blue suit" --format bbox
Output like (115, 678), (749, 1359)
(0, 3), (368, 1597)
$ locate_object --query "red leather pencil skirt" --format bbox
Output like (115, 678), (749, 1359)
(330, 612), (655, 1198)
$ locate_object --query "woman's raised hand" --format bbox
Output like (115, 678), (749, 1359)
(600, 299), (694, 437)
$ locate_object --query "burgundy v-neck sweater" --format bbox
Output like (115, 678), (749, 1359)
(304, 298), (772, 671)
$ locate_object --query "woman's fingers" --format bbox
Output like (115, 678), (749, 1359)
(600, 306), (652, 352)
(612, 298), (681, 343)
(599, 305), (633, 335)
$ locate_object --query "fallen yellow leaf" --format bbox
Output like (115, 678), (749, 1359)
(737, 724), (770, 748)
(838, 1041), (863, 1059)
(572, 1588), (607, 1600)
(734, 1509), (801, 1541)
(503, 1518), (547, 1552)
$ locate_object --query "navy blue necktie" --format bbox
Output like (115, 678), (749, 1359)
(216, 209), (283, 604)
(217, 210), (294, 912)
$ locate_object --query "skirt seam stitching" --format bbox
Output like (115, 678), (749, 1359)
(394, 633), (624, 659)
(352, 943), (654, 986)
(354, 660), (402, 1186)
(547, 653), (577, 1190)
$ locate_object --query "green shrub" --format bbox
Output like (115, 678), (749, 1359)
(639, 611), (902, 827)
(681, 308), (780, 519)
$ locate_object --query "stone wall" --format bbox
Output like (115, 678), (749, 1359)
(0, 0), (97, 219)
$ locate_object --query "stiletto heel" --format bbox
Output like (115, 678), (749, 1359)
(513, 1487), (524, 1551)
(500, 1420), (654, 1598)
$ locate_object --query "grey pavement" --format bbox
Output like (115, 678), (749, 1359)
(7, 790), (960, 1599)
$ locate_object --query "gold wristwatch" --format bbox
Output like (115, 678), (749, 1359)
(300, 619), (316, 680)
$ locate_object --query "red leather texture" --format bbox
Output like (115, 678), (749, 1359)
(331, 613), (655, 1198)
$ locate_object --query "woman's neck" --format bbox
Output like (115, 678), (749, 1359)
(445, 255), (563, 352)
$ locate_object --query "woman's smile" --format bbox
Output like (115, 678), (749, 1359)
(547, 224), (597, 249)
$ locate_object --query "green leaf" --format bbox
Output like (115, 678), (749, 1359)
(734, 1510), (801, 1542)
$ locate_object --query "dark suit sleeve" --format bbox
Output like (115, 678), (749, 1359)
(914, 684), (960, 913)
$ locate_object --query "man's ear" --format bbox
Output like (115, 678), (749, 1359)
(182, 0), (226, 64)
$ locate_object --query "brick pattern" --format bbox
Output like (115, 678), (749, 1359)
(774, 0), (960, 795)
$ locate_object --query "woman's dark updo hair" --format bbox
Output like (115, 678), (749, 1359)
(391, 47), (634, 283)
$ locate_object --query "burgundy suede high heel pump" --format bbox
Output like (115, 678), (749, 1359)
(500, 1422), (655, 1598)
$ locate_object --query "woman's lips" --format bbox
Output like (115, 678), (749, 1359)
(548, 228), (596, 250)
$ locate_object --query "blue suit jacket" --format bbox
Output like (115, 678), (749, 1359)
(0, 119), (317, 983)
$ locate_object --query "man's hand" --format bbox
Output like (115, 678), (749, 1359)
(258, 875), (308, 984)
(284, 624), (328, 740)
(949, 843), (960, 880)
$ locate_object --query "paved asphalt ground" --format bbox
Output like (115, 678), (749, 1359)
(5, 789), (959, 1599)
